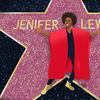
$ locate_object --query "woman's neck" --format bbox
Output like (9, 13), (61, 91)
(66, 26), (72, 33)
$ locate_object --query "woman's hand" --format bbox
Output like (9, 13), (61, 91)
(96, 29), (100, 35)
(90, 29), (100, 39)
(35, 27), (50, 37)
(35, 27), (43, 34)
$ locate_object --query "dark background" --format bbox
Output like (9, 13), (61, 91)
(82, 0), (100, 12)
(0, 0), (51, 12)
(0, 31), (25, 95)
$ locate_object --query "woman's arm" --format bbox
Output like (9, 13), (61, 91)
(90, 29), (100, 39)
(35, 28), (50, 37)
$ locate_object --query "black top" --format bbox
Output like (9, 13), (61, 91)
(67, 30), (74, 58)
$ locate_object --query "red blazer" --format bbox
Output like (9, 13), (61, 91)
(48, 27), (90, 80)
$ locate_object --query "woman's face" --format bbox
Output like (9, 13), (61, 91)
(64, 17), (73, 28)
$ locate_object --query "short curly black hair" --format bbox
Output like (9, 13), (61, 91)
(62, 12), (77, 26)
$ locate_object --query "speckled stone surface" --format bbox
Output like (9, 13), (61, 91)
(0, 0), (100, 100)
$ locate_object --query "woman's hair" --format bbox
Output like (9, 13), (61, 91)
(62, 12), (77, 25)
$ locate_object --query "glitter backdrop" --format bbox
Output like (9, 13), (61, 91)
(0, 0), (100, 99)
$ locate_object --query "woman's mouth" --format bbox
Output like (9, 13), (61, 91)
(66, 24), (69, 26)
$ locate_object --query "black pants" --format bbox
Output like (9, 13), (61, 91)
(47, 55), (74, 85)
